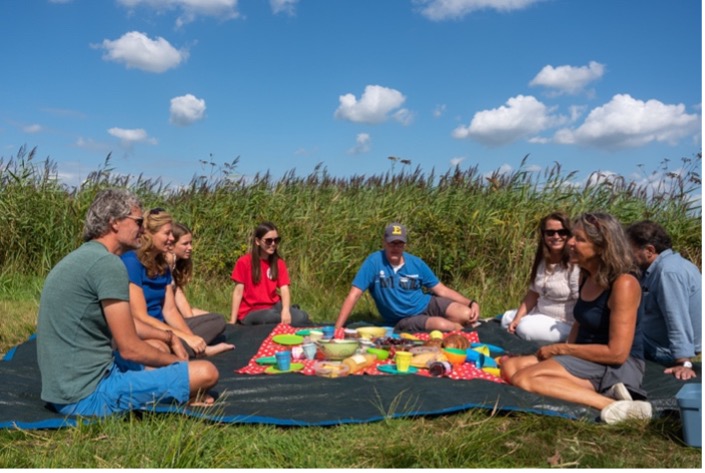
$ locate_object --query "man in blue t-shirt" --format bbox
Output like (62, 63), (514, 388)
(626, 220), (701, 381)
(335, 223), (480, 332)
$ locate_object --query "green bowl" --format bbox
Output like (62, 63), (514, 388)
(367, 347), (390, 361)
(316, 339), (359, 360)
(443, 347), (467, 365)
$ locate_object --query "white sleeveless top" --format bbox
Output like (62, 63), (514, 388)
(528, 260), (580, 323)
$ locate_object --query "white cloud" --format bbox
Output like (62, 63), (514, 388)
(117, 0), (240, 27)
(270, 0), (299, 15)
(348, 133), (371, 155)
(75, 137), (110, 152)
(23, 124), (43, 133)
(530, 61), (605, 95)
(170, 94), (206, 126)
(414, 0), (545, 21)
(433, 104), (447, 118)
(393, 108), (415, 126)
(452, 95), (562, 146)
(97, 31), (188, 73)
(450, 156), (465, 166)
(334, 85), (407, 124)
(108, 127), (158, 147)
(553, 94), (701, 149)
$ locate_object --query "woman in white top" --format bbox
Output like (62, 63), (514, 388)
(501, 212), (580, 342)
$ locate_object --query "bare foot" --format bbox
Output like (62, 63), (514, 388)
(188, 393), (215, 407)
(204, 343), (235, 357)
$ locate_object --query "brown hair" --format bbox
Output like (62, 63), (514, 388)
(251, 221), (281, 284)
(172, 222), (193, 288)
(137, 209), (172, 279)
(529, 211), (573, 284)
(625, 220), (673, 254)
(573, 212), (638, 288)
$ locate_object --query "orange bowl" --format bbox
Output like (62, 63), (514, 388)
(443, 348), (467, 366)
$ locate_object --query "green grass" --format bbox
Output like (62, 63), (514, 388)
(0, 407), (699, 468)
(0, 147), (701, 467)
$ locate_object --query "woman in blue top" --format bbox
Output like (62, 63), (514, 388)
(121, 209), (234, 358)
(502, 213), (652, 424)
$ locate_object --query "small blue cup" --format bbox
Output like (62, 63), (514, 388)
(275, 351), (291, 371)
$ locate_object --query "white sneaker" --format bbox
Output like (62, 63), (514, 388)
(603, 382), (633, 401)
(600, 400), (652, 424)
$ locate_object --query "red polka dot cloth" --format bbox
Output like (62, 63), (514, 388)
(235, 324), (506, 384)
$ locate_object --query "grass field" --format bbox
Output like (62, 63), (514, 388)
(0, 148), (701, 467)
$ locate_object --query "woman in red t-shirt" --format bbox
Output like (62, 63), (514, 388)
(229, 222), (310, 325)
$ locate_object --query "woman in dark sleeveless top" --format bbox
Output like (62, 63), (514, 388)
(502, 213), (652, 424)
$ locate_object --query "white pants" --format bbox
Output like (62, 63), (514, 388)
(501, 309), (572, 343)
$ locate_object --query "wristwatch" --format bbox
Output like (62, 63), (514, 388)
(681, 361), (693, 369)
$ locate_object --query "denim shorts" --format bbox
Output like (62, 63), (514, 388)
(50, 357), (190, 417)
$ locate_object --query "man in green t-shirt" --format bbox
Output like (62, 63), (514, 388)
(37, 189), (219, 416)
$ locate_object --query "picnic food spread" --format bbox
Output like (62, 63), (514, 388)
(237, 323), (507, 383)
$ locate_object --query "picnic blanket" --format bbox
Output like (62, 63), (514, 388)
(0, 320), (698, 429)
(236, 324), (503, 382)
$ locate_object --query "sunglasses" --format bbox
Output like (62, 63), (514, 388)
(124, 215), (144, 227)
(149, 207), (166, 215)
(543, 229), (569, 237)
(261, 237), (281, 246)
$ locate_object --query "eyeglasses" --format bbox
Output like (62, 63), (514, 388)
(543, 229), (569, 237)
(262, 237), (281, 246)
(149, 207), (165, 215)
(124, 215), (144, 227)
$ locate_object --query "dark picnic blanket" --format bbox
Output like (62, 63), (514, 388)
(0, 320), (697, 429)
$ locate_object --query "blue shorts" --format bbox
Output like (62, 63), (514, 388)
(50, 357), (190, 417)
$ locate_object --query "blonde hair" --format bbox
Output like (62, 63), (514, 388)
(137, 209), (172, 279)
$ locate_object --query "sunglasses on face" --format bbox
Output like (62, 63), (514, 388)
(543, 229), (569, 237)
(124, 215), (144, 227)
(261, 237), (281, 246)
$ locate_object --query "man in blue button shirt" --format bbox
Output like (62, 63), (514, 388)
(626, 221), (701, 381)
(334, 223), (480, 332)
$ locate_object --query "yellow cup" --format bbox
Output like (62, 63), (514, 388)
(395, 351), (413, 373)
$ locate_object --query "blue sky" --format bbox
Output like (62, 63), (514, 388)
(0, 0), (701, 189)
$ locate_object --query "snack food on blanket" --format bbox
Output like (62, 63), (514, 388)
(410, 351), (446, 368)
(423, 338), (443, 349)
(313, 361), (351, 378)
(442, 334), (470, 350)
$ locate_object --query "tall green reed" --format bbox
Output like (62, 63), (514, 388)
(1, 146), (700, 317)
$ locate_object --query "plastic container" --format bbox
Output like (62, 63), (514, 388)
(313, 361), (350, 378)
(676, 383), (702, 447)
(341, 353), (377, 374)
